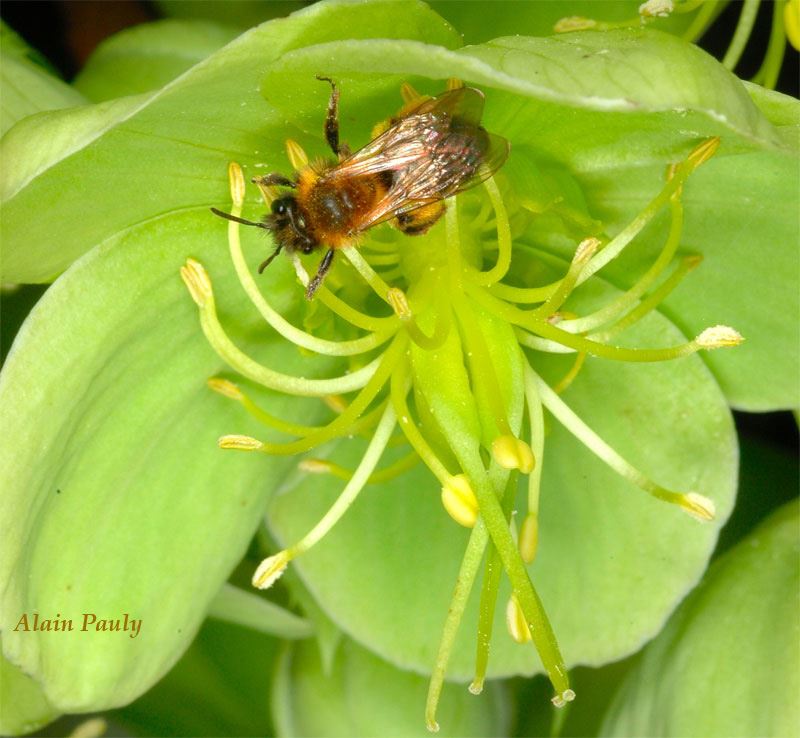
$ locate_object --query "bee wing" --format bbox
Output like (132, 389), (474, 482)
(355, 130), (510, 231)
(335, 87), (487, 179)
(404, 86), (486, 125)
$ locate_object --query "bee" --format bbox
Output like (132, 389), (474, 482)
(212, 77), (510, 299)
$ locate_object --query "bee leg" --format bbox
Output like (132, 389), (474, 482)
(258, 244), (283, 273)
(316, 75), (340, 157)
(306, 248), (335, 300)
(253, 173), (296, 188)
(394, 202), (446, 236)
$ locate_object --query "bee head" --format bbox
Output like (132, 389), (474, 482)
(266, 196), (316, 254)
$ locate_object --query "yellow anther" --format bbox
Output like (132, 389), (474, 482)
(400, 81), (422, 104)
(446, 78), (464, 90)
(285, 139), (309, 170)
(687, 137), (720, 168)
(506, 595), (532, 643)
(695, 325), (744, 349)
(551, 689), (577, 708)
(492, 435), (535, 474)
(441, 474), (479, 528)
(519, 512), (539, 564)
(684, 254), (703, 270)
(679, 492), (716, 521)
(227, 161), (246, 206)
(387, 287), (412, 320)
(180, 258), (213, 307)
(575, 236), (601, 264)
(207, 377), (244, 401)
(218, 434), (263, 451)
(554, 15), (597, 32)
(298, 458), (334, 474)
(252, 550), (290, 590)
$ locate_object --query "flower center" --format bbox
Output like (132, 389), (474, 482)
(181, 136), (740, 731)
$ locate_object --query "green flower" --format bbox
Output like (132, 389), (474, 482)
(0, 0), (796, 734)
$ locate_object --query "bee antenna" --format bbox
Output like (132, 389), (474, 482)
(210, 207), (267, 229)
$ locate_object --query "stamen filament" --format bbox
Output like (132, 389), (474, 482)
(752, 0), (787, 88)
(489, 281), (558, 305)
(470, 178), (513, 286)
(239, 338), (404, 454)
(523, 364), (546, 539)
(183, 260), (381, 395)
(722, 0), (761, 70)
(472, 473), (517, 694)
(533, 370), (716, 520)
(342, 246), (394, 303)
(560, 199), (683, 333)
(470, 284), (730, 363)
(529, 238), (600, 320)
(298, 450), (419, 484)
(390, 365), (451, 484)
(291, 254), (398, 332)
(579, 145), (714, 282)
(594, 255), (701, 341)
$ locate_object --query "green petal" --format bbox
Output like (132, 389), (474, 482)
(0, 22), (86, 137)
(74, 19), (241, 102)
(0, 648), (58, 735)
(601, 500), (800, 738)
(267, 270), (736, 677)
(273, 636), (509, 737)
(0, 213), (317, 711)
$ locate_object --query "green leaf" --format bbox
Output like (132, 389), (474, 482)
(73, 20), (241, 102)
(0, 22), (86, 136)
(267, 271), (737, 678)
(0, 0), (461, 284)
(429, 0), (712, 44)
(272, 636), (509, 737)
(601, 499), (800, 738)
(0, 647), (59, 735)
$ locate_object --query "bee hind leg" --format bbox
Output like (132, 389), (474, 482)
(306, 248), (335, 300)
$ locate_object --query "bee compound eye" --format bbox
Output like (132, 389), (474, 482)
(303, 244), (314, 254)
(272, 199), (287, 216)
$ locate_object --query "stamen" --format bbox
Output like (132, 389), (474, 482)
(552, 352), (587, 394)
(441, 473), (479, 528)
(523, 364), (546, 559)
(220, 338), (403, 455)
(722, 0), (761, 70)
(285, 139), (309, 170)
(298, 451), (419, 484)
(390, 366), (451, 484)
(219, 434), (263, 451)
(342, 246), (394, 303)
(529, 237), (600, 320)
(695, 325), (744, 349)
(257, 403), (396, 580)
(579, 139), (718, 282)
(491, 435), (535, 474)
(469, 178), (513, 286)
(183, 258), (383, 396)
(506, 595), (532, 643)
(593, 255), (701, 341)
(533, 370), (717, 520)
(290, 254), (398, 332)
(401, 81), (422, 104)
(560, 198), (683, 333)
(552, 689), (576, 708)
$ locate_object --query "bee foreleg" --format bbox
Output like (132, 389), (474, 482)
(316, 75), (340, 157)
(306, 248), (335, 300)
(258, 244), (284, 274)
(253, 173), (296, 188)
